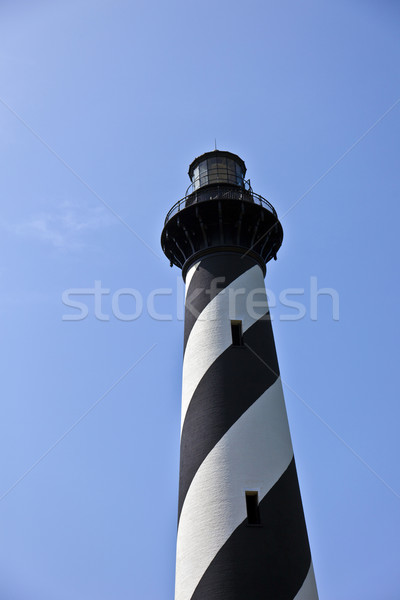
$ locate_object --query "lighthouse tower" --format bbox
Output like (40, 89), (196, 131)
(161, 150), (318, 600)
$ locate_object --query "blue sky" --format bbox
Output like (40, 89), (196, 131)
(0, 1), (399, 598)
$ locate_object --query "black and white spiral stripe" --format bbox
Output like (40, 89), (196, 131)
(175, 253), (318, 600)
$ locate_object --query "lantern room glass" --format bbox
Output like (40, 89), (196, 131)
(192, 157), (245, 190)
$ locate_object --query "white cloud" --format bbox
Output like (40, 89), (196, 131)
(4, 200), (116, 249)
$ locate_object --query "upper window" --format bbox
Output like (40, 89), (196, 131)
(245, 491), (261, 525)
(231, 320), (243, 346)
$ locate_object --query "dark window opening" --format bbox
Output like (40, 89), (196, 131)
(231, 320), (243, 346)
(245, 491), (261, 525)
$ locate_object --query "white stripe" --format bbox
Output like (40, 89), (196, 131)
(181, 263), (267, 432)
(294, 563), (319, 600)
(175, 377), (293, 600)
(184, 261), (200, 298)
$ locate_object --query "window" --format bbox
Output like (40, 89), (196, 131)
(207, 157), (218, 184)
(231, 320), (243, 346)
(199, 160), (208, 187)
(226, 158), (236, 185)
(235, 162), (244, 186)
(245, 491), (261, 525)
(192, 166), (200, 190)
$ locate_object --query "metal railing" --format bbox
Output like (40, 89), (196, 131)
(164, 185), (277, 225)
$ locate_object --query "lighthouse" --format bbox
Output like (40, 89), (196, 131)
(161, 150), (318, 600)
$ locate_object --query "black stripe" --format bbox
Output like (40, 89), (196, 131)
(184, 254), (259, 353)
(191, 458), (311, 600)
(178, 315), (280, 521)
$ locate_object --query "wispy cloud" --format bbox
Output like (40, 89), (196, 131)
(3, 200), (116, 249)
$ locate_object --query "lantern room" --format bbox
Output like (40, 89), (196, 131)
(188, 150), (247, 191)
